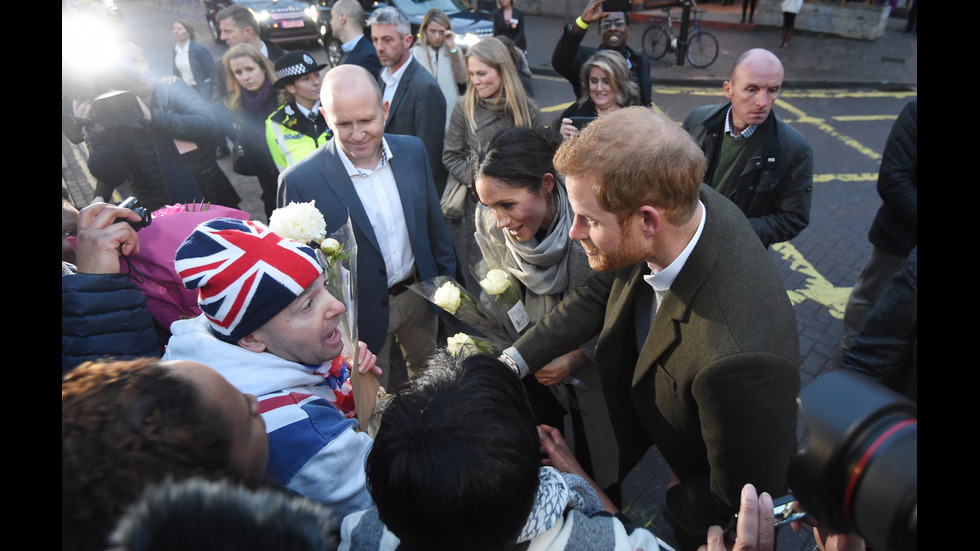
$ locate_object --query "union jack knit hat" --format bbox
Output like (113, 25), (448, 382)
(175, 218), (322, 342)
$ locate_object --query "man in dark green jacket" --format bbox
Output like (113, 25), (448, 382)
(500, 107), (800, 551)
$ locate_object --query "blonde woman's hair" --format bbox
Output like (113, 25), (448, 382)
(222, 43), (277, 112)
(577, 50), (641, 109)
(462, 37), (533, 133)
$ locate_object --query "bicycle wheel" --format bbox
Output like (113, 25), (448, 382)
(686, 31), (719, 68)
(642, 25), (671, 60)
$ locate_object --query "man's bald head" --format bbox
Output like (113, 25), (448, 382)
(321, 64), (382, 112)
(319, 65), (387, 169)
(729, 48), (784, 81)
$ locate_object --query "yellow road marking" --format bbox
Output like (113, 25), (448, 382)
(773, 242), (852, 319)
(833, 115), (898, 122)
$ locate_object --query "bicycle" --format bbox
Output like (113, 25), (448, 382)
(641, 6), (719, 69)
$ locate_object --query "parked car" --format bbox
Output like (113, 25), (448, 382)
(204, 0), (324, 46)
(315, 0), (493, 65)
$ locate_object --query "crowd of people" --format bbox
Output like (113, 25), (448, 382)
(63, 1), (913, 550)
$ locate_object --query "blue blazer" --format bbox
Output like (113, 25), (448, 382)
(173, 40), (217, 101)
(340, 35), (383, 79)
(276, 134), (459, 352)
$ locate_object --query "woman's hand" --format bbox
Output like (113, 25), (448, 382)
(353, 341), (382, 376)
(535, 349), (585, 386)
(559, 118), (579, 141)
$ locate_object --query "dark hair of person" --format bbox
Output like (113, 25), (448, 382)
(366, 351), (541, 551)
(110, 477), (338, 551)
(472, 126), (560, 202)
(62, 359), (249, 551)
(215, 4), (260, 34)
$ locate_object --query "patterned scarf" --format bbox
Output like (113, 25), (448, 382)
(516, 467), (604, 543)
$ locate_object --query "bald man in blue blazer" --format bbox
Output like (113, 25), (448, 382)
(278, 64), (458, 388)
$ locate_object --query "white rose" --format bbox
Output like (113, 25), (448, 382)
(320, 238), (342, 256)
(433, 282), (462, 314)
(479, 269), (511, 296)
(447, 332), (476, 356)
(268, 201), (327, 245)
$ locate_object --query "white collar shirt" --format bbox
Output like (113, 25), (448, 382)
(174, 43), (196, 86)
(643, 199), (707, 310)
(380, 54), (412, 111)
(336, 138), (415, 286)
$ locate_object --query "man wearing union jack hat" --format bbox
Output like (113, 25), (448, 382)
(162, 217), (379, 518)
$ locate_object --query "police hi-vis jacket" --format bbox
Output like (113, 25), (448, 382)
(265, 102), (332, 171)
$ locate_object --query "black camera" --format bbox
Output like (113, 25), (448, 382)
(90, 90), (143, 128)
(788, 370), (916, 551)
(117, 196), (152, 231)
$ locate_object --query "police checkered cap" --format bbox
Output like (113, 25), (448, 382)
(273, 52), (327, 88)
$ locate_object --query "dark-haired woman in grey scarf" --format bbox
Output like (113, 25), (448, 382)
(472, 125), (619, 494)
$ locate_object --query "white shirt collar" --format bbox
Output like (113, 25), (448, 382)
(336, 137), (393, 177)
(380, 53), (412, 87)
(644, 199), (707, 293)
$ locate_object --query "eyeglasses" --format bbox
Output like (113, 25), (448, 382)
(599, 19), (627, 30)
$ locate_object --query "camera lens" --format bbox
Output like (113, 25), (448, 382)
(116, 197), (152, 231)
(788, 370), (916, 551)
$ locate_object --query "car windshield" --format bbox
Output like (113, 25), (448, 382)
(388, 0), (471, 18)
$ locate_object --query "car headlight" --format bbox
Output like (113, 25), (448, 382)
(455, 32), (480, 47)
(252, 9), (271, 22)
(305, 6), (318, 21)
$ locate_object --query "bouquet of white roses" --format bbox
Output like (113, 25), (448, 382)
(472, 232), (529, 336)
(410, 275), (513, 347)
(268, 201), (379, 433)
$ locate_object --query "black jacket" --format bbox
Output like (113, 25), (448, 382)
(868, 100), (916, 256)
(550, 21), (651, 107)
(62, 267), (160, 374)
(85, 81), (240, 211)
(683, 103), (813, 248)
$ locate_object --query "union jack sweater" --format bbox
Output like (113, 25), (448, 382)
(163, 314), (374, 517)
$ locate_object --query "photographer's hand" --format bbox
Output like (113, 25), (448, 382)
(72, 99), (105, 133)
(75, 202), (141, 274)
(581, 0), (608, 25)
(791, 516), (866, 551)
(559, 118), (580, 141)
(699, 484), (774, 551)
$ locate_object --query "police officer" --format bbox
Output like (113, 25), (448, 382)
(265, 52), (331, 171)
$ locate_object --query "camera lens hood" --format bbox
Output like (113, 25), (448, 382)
(788, 370), (916, 551)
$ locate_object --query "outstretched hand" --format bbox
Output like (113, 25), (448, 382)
(581, 0), (608, 25)
(353, 341), (382, 376)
